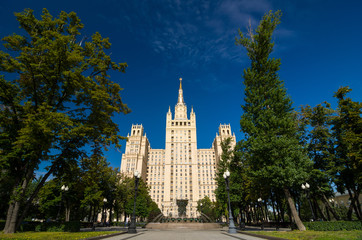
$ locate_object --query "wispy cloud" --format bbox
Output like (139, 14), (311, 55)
(96, 0), (298, 89)
(99, 0), (264, 64)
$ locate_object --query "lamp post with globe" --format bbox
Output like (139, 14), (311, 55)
(128, 170), (141, 233)
(223, 170), (236, 234)
(102, 198), (107, 226)
(301, 183), (315, 221)
(258, 198), (266, 230)
(57, 185), (69, 221)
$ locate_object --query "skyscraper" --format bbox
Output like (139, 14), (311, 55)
(120, 78), (236, 217)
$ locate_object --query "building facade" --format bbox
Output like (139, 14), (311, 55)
(120, 78), (236, 218)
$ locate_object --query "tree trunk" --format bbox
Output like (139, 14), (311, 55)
(320, 192), (340, 220)
(312, 198), (319, 220)
(284, 187), (306, 231)
(4, 198), (15, 232)
(347, 203), (353, 220)
(314, 199), (327, 221)
(88, 205), (92, 222)
(109, 205), (113, 225)
(326, 205), (331, 221)
(264, 202), (269, 222)
(16, 166), (55, 230)
(352, 186), (362, 219)
(4, 166), (34, 233)
(65, 205), (70, 222)
(276, 194), (285, 222)
(5, 201), (21, 234)
(272, 201), (277, 222)
(347, 188), (361, 220)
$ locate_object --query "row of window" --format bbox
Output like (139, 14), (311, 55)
(171, 121), (191, 126)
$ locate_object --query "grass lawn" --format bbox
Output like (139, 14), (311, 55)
(0, 231), (123, 240)
(247, 230), (362, 240)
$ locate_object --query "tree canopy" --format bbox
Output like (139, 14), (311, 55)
(235, 10), (311, 231)
(0, 8), (129, 233)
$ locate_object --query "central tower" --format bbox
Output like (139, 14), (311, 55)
(120, 77), (236, 219)
(164, 78), (198, 217)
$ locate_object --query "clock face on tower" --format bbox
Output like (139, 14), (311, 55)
(178, 105), (186, 113)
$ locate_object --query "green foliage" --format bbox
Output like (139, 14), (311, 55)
(303, 221), (362, 231)
(236, 10), (311, 190)
(17, 221), (81, 232)
(37, 179), (61, 219)
(147, 201), (161, 222)
(332, 87), (361, 206)
(0, 8), (130, 232)
(299, 102), (345, 221)
(197, 196), (217, 220)
(235, 10), (311, 230)
(215, 138), (238, 217)
(121, 175), (154, 220)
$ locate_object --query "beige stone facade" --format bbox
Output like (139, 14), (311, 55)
(120, 79), (236, 217)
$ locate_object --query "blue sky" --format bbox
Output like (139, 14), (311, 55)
(1, 0), (361, 170)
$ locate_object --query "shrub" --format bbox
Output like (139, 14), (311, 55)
(0, 220), (5, 230)
(47, 225), (65, 232)
(304, 221), (362, 231)
(22, 221), (80, 232)
(63, 221), (81, 232)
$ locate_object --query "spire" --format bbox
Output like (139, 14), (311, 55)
(177, 77), (184, 104)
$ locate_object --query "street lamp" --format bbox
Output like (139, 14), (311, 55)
(57, 185), (69, 221)
(128, 170), (141, 233)
(223, 170), (236, 234)
(301, 183), (315, 221)
(102, 198), (107, 226)
(258, 198), (264, 230)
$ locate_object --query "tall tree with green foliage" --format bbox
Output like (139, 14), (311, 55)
(215, 138), (247, 223)
(301, 102), (340, 220)
(235, 11), (311, 231)
(0, 8), (129, 233)
(332, 86), (361, 220)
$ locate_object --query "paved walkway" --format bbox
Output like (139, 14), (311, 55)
(101, 228), (267, 240)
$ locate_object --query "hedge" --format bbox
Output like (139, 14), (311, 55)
(1, 221), (82, 232)
(0, 220), (5, 231)
(304, 221), (362, 231)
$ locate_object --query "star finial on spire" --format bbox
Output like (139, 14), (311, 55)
(179, 77), (182, 89)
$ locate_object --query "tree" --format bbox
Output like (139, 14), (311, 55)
(121, 175), (153, 220)
(215, 138), (247, 224)
(235, 11), (311, 231)
(147, 201), (161, 222)
(300, 103), (340, 220)
(197, 196), (216, 221)
(0, 8), (129, 233)
(332, 86), (361, 219)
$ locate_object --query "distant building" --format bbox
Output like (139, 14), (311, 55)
(120, 78), (236, 217)
(331, 192), (362, 209)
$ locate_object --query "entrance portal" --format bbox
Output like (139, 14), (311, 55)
(176, 199), (188, 217)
